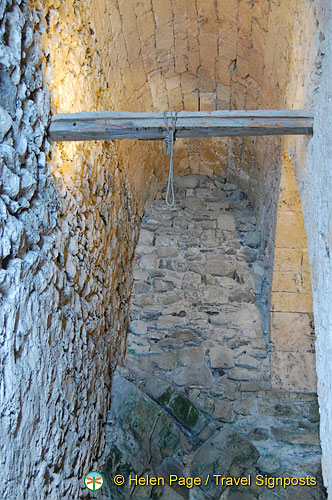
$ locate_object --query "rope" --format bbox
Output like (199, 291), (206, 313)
(163, 110), (177, 207)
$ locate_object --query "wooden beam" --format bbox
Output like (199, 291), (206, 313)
(49, 110), (314, 142)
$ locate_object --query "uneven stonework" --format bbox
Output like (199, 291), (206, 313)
(127, 174), (269, 388)
(50, 3), (329, 416)
(105, 176), (325, 500)
(0, 1), (139, 498)
(88, 0), (326, 273)
(1, 0), (331, 496)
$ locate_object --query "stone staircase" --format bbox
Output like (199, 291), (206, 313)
(102, 365), (324, 500)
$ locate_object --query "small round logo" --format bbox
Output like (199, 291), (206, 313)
(84, 471), (104, 491)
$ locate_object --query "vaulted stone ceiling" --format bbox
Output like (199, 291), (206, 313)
(90, 0), (272, 202)
(44, 0), (320, 213)
(94, 0), (279, 112)
(87, 0), (315, 207)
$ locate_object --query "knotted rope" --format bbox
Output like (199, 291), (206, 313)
(163, 110), (177, 207)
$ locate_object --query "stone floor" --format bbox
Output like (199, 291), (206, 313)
(103, 175), (325, 500)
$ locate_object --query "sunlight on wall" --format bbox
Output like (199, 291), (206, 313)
(270, 152), (316, 392)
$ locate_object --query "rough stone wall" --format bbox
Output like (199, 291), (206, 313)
(1, 0), (331, 496)
(40, 0), (332, 495)
(40, 0), (332, 492)
(128, 175), (269, 387)
(104, 175), (324, 500)
(87, 0), (324, 314)
(0, 1), (139, 498)
(42, 0), (140, 366)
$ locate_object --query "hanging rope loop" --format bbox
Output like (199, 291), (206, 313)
(163, 110), (177, 207)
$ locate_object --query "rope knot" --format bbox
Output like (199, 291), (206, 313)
(163, 111), (177, 207)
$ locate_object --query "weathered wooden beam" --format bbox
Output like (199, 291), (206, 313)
(49, 110), (314, 142)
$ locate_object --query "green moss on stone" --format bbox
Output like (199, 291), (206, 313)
(168, 393), (199, 429)
(158, 387), (173, 406)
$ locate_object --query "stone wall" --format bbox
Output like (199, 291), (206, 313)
(270, 153), (316, 392)
(42, 0), (328, 294)
(1, 0), (331, 496)
(281, 0), (332, 493)
(127, 175), (269, 386)
(0, 1), (139, 498)
(105, 176), (324, 500)
(87, 0), (326, 342)
(88, 0), (275, 212)
(40, 0), (332, 495)
(87, 0), (324, 211)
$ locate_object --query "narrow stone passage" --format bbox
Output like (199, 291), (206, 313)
(104, 175), (324, 500)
